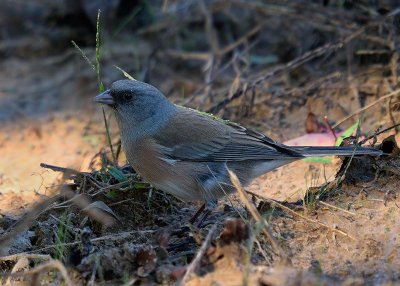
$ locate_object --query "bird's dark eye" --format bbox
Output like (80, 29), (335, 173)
(124, 93), (132, 101)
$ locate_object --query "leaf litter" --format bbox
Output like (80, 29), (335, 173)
(1, 136), (399, 285)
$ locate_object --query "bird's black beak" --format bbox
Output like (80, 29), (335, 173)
(94, 89), (114, 105)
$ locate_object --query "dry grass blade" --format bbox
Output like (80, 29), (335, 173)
(60, 186), (117, 226)
(3, 254), (51, 286)
(4, 259), (73, 286)
(114, 65), (136, 80)
(227, 169), (290, 265)
(5, 257), (29, 286)
(333, 89), (400, 128)
(218, 24), (262, 56)
(0, 229), (156, 257)
(0, 254), (51, 262)
(180, 223), (218, 285)
(40, 163), (80, 176)
(248, 191), (356, 240)
(318, 201), (359, 216)
(0, 195), (60, 256)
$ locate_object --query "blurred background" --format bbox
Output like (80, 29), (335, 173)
(0, 0), (399, 211)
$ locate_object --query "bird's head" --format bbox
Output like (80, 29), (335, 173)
(94, 79), (176, 134)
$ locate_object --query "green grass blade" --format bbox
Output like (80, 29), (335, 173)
(71, 40), (96, 71)
(102, 107), (116, 163)
(335, 120), (359, 146)
(95, 9), (103, 92)
(108, 166), (127, 182)
(95, 9), (117, 164)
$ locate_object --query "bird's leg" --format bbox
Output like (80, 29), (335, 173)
(191, 201), (217, 228)
(196, 207), (212, 228)
(189, 203), (205, 225)
(190, 172), (220, 226)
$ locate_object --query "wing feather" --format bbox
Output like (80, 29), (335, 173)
(153, 107), (303, 162)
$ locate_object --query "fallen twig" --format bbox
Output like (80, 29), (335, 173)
(180, 223), (218, 285)
(40, 163), (80, 175)
(359, 123), (400, 145)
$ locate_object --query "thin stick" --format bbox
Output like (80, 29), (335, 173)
(90, 180), (131, 196)
(277, 201), (355, 240)
(359, 123), (400, 145)
(333, 89), (400, 128)
(40, 163), (80, 175)
(0, 230), (156, 258)
(318, 201), (358, 216)
(218, 24), (262, 56)
(228, 170), (290, 264)
(248, 191), (355, 240)
(180, 223), (218, 285)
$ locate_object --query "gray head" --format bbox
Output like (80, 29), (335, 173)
(95, 79), (177, 135)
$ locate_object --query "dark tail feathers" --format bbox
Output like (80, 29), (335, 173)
(292, 146), (383, 157)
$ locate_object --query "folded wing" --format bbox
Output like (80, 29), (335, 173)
(153, 107), (304, 162)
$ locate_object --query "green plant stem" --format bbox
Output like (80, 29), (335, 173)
(102, 108), (117, 164)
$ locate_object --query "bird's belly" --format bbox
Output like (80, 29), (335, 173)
(133, 159), (205, 202)
(124, 138), (204, 201)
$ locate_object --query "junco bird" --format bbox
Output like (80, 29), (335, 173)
(95, 80), (382, 208)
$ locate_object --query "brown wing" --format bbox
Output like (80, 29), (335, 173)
(153, 106), (303, 162)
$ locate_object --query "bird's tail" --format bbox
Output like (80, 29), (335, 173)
(292, 146), (383, 157)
